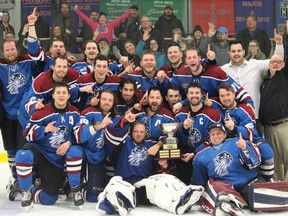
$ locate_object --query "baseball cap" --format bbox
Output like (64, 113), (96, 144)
(208, 123), (226, 133)
(164, 5), (173, 10)
(130, 4), (138, 10)
(217, 27), (228, 34)
(98, 38), (110, 45)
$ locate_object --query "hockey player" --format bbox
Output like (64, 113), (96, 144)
(119, 50), (161, 99)
(216, 82), (274, 182)
(132, 86), (175, 156)
(15, 82), (83, 211)
(162, 85), (182, 112)
(175, 82), (221, 184)
(75, 89), (118, 202)
(70, 40), (100, 75)
(0, 7), (44, 201)
(193, 123), (261, 215)
(74, 55), (121, 111)
(95, 117), (204, 215)
(18, 55), (80, 128)
(115, 77), (140, 115)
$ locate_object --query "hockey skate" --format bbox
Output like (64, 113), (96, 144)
(106, 191), (131, 216)
(214, 193), (244, 216)
(6, 176), (21, 201)
(21, 190), (33, 212)
(58, 178), (71, 200)
(71, 186), (84, 208)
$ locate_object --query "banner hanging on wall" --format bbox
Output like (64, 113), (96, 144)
(275, 0), (288, 35)
(234, 0), (274, 37)
(192, 0), (235, 36)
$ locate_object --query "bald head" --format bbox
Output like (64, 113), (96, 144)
(269, 54), (285, 77)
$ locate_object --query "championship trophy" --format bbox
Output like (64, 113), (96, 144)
(158, 123), (181, 159)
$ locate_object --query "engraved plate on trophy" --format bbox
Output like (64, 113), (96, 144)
(158, 123), (181, 159)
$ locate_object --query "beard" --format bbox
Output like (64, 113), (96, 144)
(61, 11), (69, 18)
(4, 53), (19, 64)
(100, 46), (110, 57)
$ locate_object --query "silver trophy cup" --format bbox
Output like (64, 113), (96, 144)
(158, 123), (181, 159)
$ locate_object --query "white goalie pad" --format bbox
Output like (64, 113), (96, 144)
(96, 176), (136, 216)
(134, 174), (204, 214)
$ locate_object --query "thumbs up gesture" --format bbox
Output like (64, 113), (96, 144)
(236, 132), (247, 150)
(183, 112), (194, 129)
(224, 112), (235, 131)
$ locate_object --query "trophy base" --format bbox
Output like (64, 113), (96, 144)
(157, 149), (181, 160)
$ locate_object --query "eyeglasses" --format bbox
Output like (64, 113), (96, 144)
(270, 60), (284, 64)
(249, 45), (257, 47)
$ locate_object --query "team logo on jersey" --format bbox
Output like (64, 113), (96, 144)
(128, 146), (149, 166)
(50, 125), (69, 148)
(95, 130), (105, 149)
(7, 73), (26, 94)
(187, 127), (201, 147)
(182, 83), (189, 91)
(213, 151), (233, 177)
(93, 85), (103, 96)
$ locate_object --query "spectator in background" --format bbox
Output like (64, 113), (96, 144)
(187, 25), (204, 49)
(172, 28), (183, 44)
(114, 5), (140, 55)
(4, 32), (15, 41)
(199, 23), (230, 66)
(131, 16), (163, 55)
(48, 25), (74, 52)
(123, 40), (141, 68)
(18, 7), (50, 53)
(236, 14), (271, 58)
(51, 0), (77, 50)
(154, 5), (185, 50)
(245, 39), (266, 60)
(136, 38), (168, 70)
(74, 5), (131, 45)
(1, 11), (15, 40)
(79, 10), (99, 42)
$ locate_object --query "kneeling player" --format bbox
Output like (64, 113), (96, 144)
(15, 83), (83, 211)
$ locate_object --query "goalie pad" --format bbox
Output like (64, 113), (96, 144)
(213, 193), (245, 216)
(247, 181), (288, 211)
(95, 176), (136, 216)
(200, 179), (247, 214)
(134, 174), (204, 214)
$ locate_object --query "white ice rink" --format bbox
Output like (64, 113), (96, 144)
(0, 162), (287, 216)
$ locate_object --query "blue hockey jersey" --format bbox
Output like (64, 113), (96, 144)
(24, 103), (80, 168)
(104, 119), (157, 183)
(193, 137), (261, 188)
